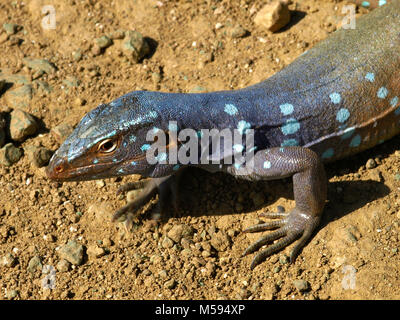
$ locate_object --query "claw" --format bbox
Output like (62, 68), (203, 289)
(242, 207), (320, 269)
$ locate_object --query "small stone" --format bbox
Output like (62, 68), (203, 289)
(72, 50), (82, 62)
(27, 255), (42, 274)
(59, 240), (85, 265)
(227, 24), (248, 38)
(6, 289), (18, 299)
(151, 72), (162, 84)
(158, 269), (168, 279)
(95, 35), (113, 49)
(1, 253), (17, 267)
(51, 123), (74, 143)
(109, 30), (125, 40)
(87, 244), (106, 259)
(23, 58), (56, 74)
(95, 180), (105, 188)
(10, 109), (39, 141)
(167, 224), (195, 243)
(210, 230), (231, 252)
(161, 236), (174, 249)
(56, 259), (71, 272)
(164, 279), (177, 289)
(254, 0), (291, 32)
(5, 84), (33, 109)
(293, 279), (310, 292)
(366, 158), (377, 169)
(3, 23), (18, 35)
(121, 30), (150, 63)
(91, 44), (102, 56)
(0, 143), (23, 166)
(126, 189), (142, 202)
(24, 145), (53, 167)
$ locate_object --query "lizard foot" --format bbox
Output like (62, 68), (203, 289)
(112, 175), (179, 231)
(242, 207), (320, 269)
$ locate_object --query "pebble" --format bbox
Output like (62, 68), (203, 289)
(56, 259), (71, 272)
(0, 143), (23, 166)
(121, 30), (150, 63)
(72, 50), (82, 62)
(59, 240), (85, 265)
(366, 158), (377, 169)
(6, 289), (18, 299)
(164, 279), (177, 289)
(210, 230), (231, 252)
(87, 244), (106, 259)
(293, 279), (310, 292)
(254, 0), (291, 32)
(27, 255), (42, 274)
(109, 30), (125, 40)
(167, 224), (195, 243)
(95, 35), (113, 49)
(23, 58), (56, 74)
(227, 24), (248, 38)
(5, 84), (33, 109)
(3, 23), (18, 35)
(51, 123), (74, 143)
(1, 253), (17, 267)
(10, 109), (39, 141)
(161, 236), (174, 249)
(24, 145), (53, 167)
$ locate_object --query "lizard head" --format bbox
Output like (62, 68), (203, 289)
(46, 92), (170, 181)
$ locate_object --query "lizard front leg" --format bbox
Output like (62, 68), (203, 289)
(231, 146), (327, 269)
(113, 173), (180, 230)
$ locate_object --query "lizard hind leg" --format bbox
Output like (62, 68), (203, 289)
(236, 146), (327, 269)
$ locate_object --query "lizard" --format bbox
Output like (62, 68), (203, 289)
(46, 0), (400, 269)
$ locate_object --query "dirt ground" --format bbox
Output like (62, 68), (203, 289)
(0, 0), (399, 300)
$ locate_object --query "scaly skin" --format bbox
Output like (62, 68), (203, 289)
(46, 1), (400, 268)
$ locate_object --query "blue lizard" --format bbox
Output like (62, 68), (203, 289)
(46, 0), (400, 268)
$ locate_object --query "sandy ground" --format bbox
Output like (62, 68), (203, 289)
(0, 0), (399, 300)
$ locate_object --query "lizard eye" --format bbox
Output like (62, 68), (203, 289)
(97, 138), (117, 153)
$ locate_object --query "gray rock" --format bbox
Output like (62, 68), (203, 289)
(0, 143), (23, 166)
(5, 84), (33, 109)
(10, 109), (38, 141)
(24, 145), (53, 167)
(59, 240), (85, 265)
(121, 30), (150, 63)
(23, 58), (56, 74)
(27, 255), (42, 274)
(95, 35), (113, 49)
(293, 279), (310, 292)
(3, 23), (18, 35)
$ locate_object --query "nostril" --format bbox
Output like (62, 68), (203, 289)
(55, 165), (64, 173)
